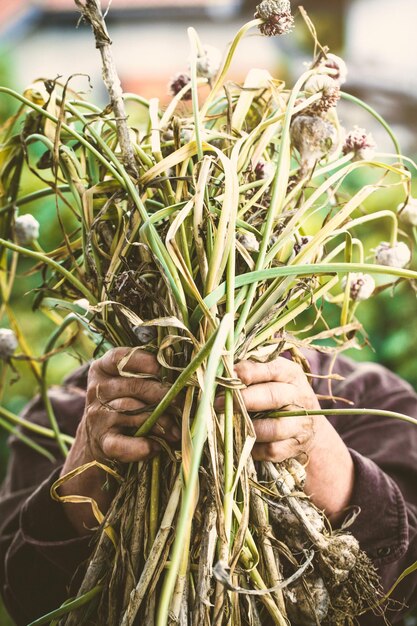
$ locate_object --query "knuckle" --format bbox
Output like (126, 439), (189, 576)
(265, 441), (280, 458)
(236, 360), (254, 384)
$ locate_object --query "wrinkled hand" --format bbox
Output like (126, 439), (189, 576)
(82, 348), (179, 463)
(60, 348), (178, 534)
(226, 357), (355, 522)
(232, 357), (321, 462)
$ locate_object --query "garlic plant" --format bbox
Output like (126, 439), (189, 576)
(1, 1), (417, 625)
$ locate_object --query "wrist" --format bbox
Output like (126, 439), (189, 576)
(304, 415), (355, 524)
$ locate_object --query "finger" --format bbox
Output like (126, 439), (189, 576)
(96, 348), (160, 378)
(239, 381), (296, 413)
(235, 358), (304, 387)
(252, 439), (303, 463)
(252, 416), (313, 444)
(93, 398), (180, 441)
(101, 432), (160, 463)
(91, 376), (170, 406)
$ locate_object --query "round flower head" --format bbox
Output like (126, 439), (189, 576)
(290, 115), (337, 173)
(375, 241), (411, 268)
(342, 273), (375, 301)
(238, 232), (260, 253)
(195, 44), (222, 80)
(398, 197), (417, 226)
(15, 214), (40, 245)
(255, 0), (294, 37)
(342, 126), (376, 161)
(168, 73), (192, 101)
(0, 328), (18, 360)
(304, 74), (340, 114)
(319, 53), (348, 86)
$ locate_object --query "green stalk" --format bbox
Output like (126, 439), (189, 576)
(135, 325), (221, 437)
(188, 28), (204, 162)
(267, 408), (417, 427)
(191, 262), (417, 326)
(233, 69), (316, 340)
(0, 238), (96, 302)
(0, 416), (55, 462)
(0, 404), (74, 444)
(0, 185), (71, 215)
(200, 19), (263, 118)
(40, 314), (82, 457)
(223, 150), (239, 557)
(156, 314), (232, 626)
(27, 585), (102, 626)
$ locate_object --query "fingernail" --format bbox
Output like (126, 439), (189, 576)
(171, 425), (181, 440)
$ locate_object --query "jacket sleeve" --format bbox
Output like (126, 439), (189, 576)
(0, 385), (92, 626)
(329, 361), (417, 625)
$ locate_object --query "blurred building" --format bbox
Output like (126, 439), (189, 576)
(1, 0), (416, 150)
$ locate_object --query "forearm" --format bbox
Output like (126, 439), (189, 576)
(304, 415), (355, 524)
(59, 421), (117, 536)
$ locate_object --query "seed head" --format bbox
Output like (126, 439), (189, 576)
(342, 126), (376, 161)
(375, 241), (411, 268)
(0, 328), (18, 360)
(195, 44), (222, 80)
(255, 0), (294, 37)
(168, 73), (192, 101)
(342, 273), (375, 301)
(398, 197), (417, 226)
(319, 53), (348, 85)
(304, 74), (340, 114)
(15, 214), (40, 245)
(238, 232), (260, 253)
(290, 115), (337, 173)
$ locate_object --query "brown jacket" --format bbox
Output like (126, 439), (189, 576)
(1, 353), (417, 625)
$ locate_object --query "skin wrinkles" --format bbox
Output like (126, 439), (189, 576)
(59, 348), (355, 534)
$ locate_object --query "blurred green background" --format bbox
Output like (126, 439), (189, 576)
(1, 1), (417, 624)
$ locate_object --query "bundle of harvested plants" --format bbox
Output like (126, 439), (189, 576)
(1, 1), (417, 624)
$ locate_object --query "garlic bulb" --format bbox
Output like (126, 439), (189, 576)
(15, 214), (40, 245)
(0, 328), (18, 360)
(375, 241), (411, 268)
(238, 232), (260, 253)
(342, 273), (375, 301)
(398, 197), (417, 226)
(133, 325), (157, 345)
(195, 44), (222, 80)
(290, 115), (337, 173)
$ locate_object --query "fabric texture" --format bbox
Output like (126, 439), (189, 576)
(1, 355), (416, 625)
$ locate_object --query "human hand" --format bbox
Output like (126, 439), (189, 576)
(232, 357), (321, 463)
(227, 357), (355, 522)
(60, 348), (178, 534)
